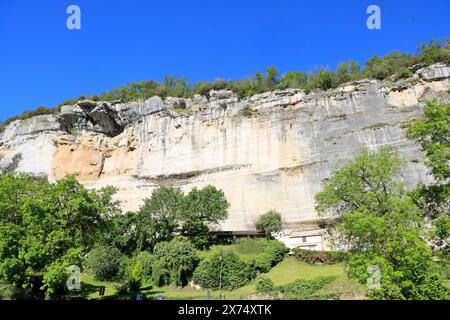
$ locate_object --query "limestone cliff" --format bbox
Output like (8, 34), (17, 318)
(1, 63), (449, 230)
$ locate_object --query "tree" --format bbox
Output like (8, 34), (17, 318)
(265, 66), (280, 87)
(181, 185), (229, 248)
(315, 147), (449, 300)
(85, 245), (124, 281)
(408, 100), (449, 254)
(151, 237), (198, 286)
(0, 174), (118, 298)
(408, 100), (450, 181)
(255, 210), (282, 238)
(135, 187), (184, 250)
(281, 71), (307, 89)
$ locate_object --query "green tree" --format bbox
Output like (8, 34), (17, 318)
(0, 175), (118, 298)
(85, 245), (124, 281)
(255, 210), (282, 238)
(181, 185), (229, 248)
(408, 100), (449, 181)
(135, 187), (184, 250)
(408, 100), (449, 254)
(265, 66), (280, 88)
(151, 237), (198, 286)
(281, 71), (308, 89)
(315, 147), (449, 300)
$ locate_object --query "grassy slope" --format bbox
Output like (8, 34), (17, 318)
(80, 257), (365, 300)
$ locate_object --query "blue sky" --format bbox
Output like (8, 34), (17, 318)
(0, 0), (449, 121)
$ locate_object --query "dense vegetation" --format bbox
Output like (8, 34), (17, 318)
(193, 239), (288, 290)
(314, 101), (450, 300)
(1, 39), (449, 133)
(0, 176), (231, 299)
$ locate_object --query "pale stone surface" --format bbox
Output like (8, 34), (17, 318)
(1, 64), (449, 230)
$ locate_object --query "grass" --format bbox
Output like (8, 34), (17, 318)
(78, 257), (365, 300)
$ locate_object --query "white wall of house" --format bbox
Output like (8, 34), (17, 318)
(275, 233), (323, 251)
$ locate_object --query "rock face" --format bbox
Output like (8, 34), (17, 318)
(1, 64), (449, 230)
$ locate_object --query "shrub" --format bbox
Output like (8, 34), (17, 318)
(255, 274), (274, 292)
(128, 261), (144, 292)
(293, 249), (346, 265)
(248, 240), (289, 272)
(85, 245), (124, 281)
(192, 252), (256, 290)
(278, 276), (336, 299)
(132, 251), (154, 280)
(394, 67), (413, 80)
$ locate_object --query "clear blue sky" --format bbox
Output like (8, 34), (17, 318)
(0, 0), (449, 121)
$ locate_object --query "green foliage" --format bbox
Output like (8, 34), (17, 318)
(201, 239), (288, 274)
(152, 237), (199, 286)
(131, 251), (154, 280)
(85, 245), (124, 281)
(277, 276), (336, 299)
(281, 71), (308, 89)
(135, 186), (184, 250)
(293, 249), (346, 265)
(417, 39), (450, 65)
(408, 100), (449, 254)
(315, 147), (449, 299)
(307, 69), (336, 91)
(408, 100), (450, 181)
(315, 146), (405, 216)
(127, 261), (144, 292)
(255, 210), (282, 238)
(432, 216), (450, 254)
(0, 174), (118, 298)
(181, 185), (229, 249)
(180, 220), (210, 250)
(394, 66), (413, 80)
(192, 251), (256, 290)
(255, 274), (274, 292)
(182, 185), (229, 223)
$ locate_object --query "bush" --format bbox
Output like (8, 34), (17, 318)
(85, 245), (124, 281)
(293, 249), (346, 265)
(278, 276), (336, 299)
(192, 252), (256, 290)
(131, 251), (154, 280)
(128, 261), (144, 292)
(255, 210), (282, 238)
(255, 274), (274, 292)
(203, 239), (288, 274)
(247, 240), (289, 272)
